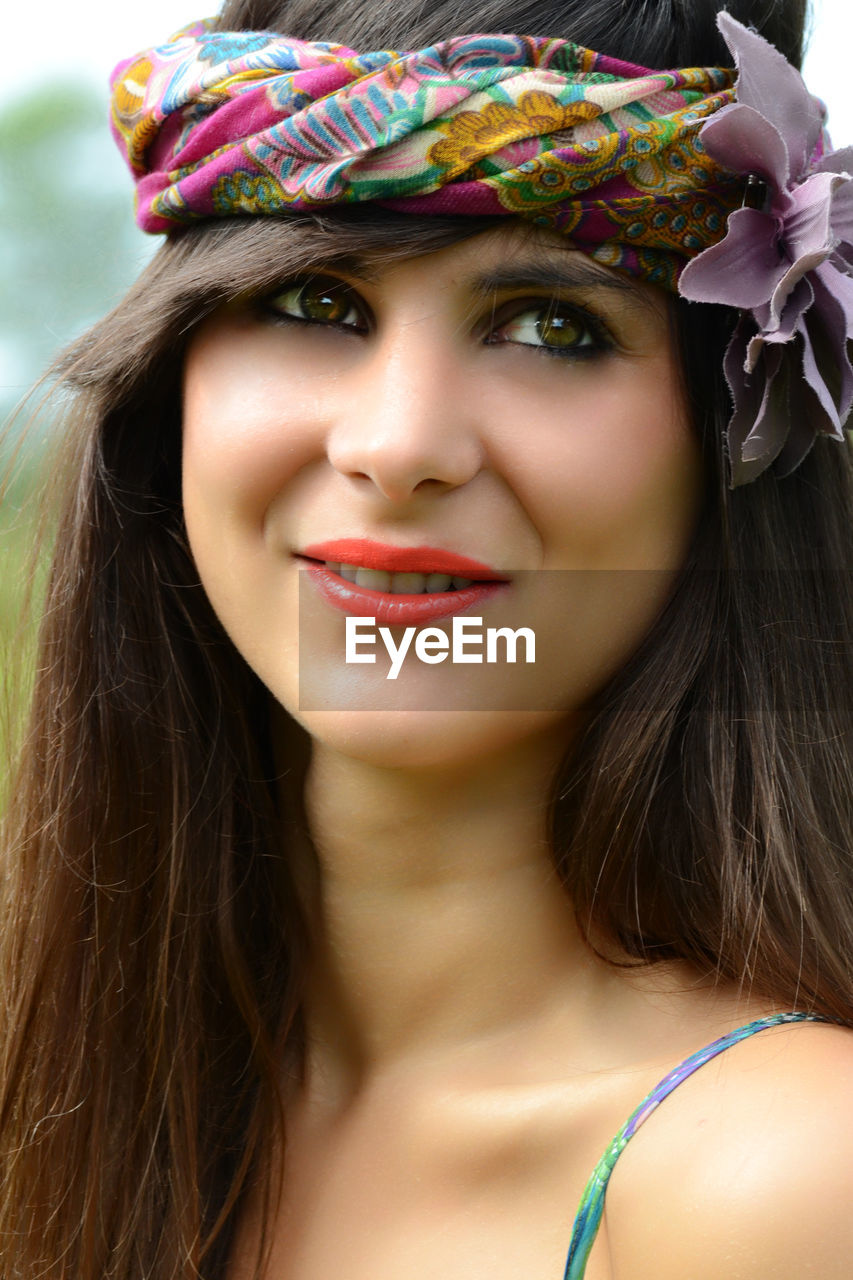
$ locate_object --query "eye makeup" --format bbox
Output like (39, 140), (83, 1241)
(251, 242), (657, 363)
(259, 275), (369, 331)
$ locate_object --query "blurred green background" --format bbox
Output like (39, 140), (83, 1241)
(1, 5), (199, 689)
(0, 80), (154, 759)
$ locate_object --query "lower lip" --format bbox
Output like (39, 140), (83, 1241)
(303, 564), (508, 624)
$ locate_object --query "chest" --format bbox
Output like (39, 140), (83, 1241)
(225, 1078), (637, 1280)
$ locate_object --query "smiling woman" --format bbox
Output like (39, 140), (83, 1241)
(2, 2), (853, 1280)
(182, 227), (699, 743)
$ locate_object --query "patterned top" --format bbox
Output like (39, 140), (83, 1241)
(562, 1011), (828, 1278)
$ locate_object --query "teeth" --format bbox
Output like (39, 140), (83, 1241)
(325, 562), (479, 594)
(391, 572), (427, 595)
(355, 568), (392, 591)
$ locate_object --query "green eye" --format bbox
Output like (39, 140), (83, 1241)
(495, 303), (604, 356)
(537, 310), (589, 349)
(265, 277), (364, 329)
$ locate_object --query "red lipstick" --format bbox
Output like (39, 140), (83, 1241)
(301, 539), (500, 579)
(298, 540), (509, 625)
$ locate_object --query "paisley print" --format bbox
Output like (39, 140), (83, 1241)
(109, 18), (740, 287)
(427, 91), (595, 179)
(210, 167), (284, 215)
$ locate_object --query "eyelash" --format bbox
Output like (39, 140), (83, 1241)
(486, 299), (612, 361)
(260, 278), (368, 333)
(257, 276), (614, 361)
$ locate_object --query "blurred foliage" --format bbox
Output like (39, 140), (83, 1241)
(1, 78), (152, 765)
(0, 478), (47, 786)
(0, 76), (151, 424)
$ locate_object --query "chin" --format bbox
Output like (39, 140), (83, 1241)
(287, 704), (576, 773)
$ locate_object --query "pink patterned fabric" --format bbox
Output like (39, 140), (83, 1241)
(110, 19), (738, 290)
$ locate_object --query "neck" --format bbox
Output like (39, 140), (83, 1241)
(294, 727), (612, 1096)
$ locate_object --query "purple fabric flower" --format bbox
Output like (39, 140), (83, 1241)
(678, 11), (853, 484)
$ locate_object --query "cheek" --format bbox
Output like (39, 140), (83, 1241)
(486, 352), (701, 569)
(182, 326), (329, 529)
(180, 324), (309, 686)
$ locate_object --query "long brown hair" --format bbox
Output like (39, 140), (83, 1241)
(4, 1), (851, 1278)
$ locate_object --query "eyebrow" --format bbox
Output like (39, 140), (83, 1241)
(327, 248), (657, 314)
(467, 259), (656, 312)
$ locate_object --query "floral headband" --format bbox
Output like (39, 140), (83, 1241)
(110, 11), (853, 485)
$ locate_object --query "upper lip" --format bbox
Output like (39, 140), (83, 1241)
(299, 539), (505, 580)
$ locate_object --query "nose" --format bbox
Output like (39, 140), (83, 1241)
(325, 323), (484, 505)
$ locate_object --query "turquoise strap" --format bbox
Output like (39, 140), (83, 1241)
(563, 1011), (828, 1280)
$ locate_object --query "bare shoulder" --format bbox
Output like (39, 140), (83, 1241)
(604, 1020), (853, 1280)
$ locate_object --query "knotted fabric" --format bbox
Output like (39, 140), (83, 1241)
(110, 20), (739, 289)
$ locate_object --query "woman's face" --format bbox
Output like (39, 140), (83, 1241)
(182, 224), (702, 768)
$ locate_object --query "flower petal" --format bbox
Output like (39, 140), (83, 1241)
(829, 242), (853, 283)
(799, 315), (845, 433)
(717, 12), (824, 181)
(768, 343), (829, 473)
(724, 323), (789, 485)
(758, 174), (839, 327)
(813, 144), (853, 178)
(811, 267), (853, 407)
(698, 102), (789, 190)
(785, 171), (843, 260)
(737, 346), (788, 466)
(678, 207), (786, 308)
(747, 277), (812, 368)
(801, 275), (853, 430)
(773, 353), (829, 474)
(826, 172), (853, 246)
(814, 258), (853, 338)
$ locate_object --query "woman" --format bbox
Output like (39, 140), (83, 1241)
(2, 0), (853, 1277)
